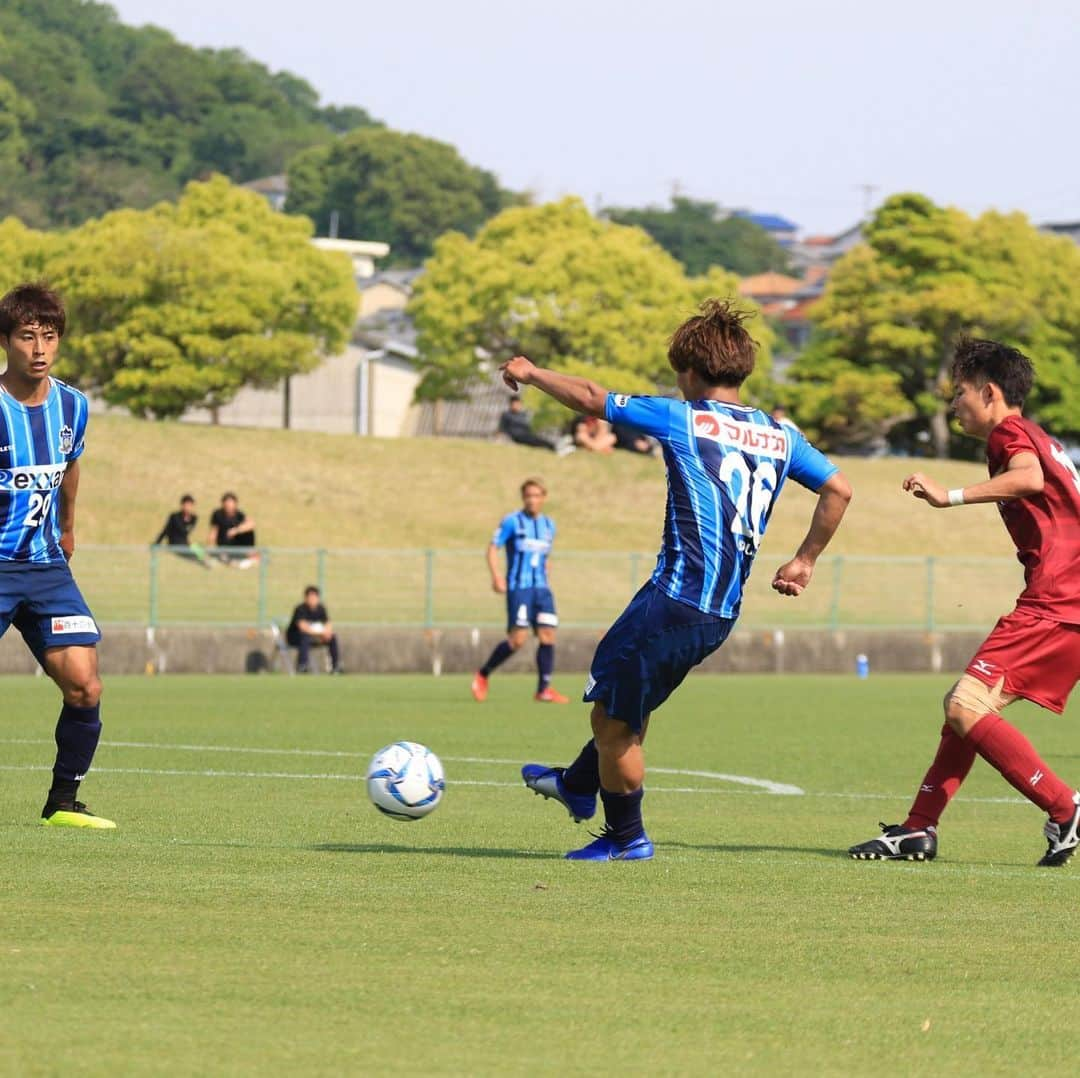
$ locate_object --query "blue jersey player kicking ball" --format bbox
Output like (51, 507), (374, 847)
(0, 283), (114, 829)
(504, 300), (852, 860)
(472, 477), (570, 704)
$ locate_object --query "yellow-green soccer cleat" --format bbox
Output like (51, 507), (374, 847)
(40, 801), (117, 830)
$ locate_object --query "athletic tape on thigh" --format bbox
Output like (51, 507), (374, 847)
(948, 673), (1016, 715)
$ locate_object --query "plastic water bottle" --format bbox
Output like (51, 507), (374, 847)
(855, 653), (870, 679)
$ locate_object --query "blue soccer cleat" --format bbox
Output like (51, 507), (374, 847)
(565, 829), (654, 861)
(521, 764), (596, 822)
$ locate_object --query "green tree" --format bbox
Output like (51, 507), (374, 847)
(410, 198), (772, 423)
(795, 193), (1080, 456)
(286, 127), (511, 264)
(0, 0), (386, 226)
(43, 176), (357, 418)
(605, 197), (790, 276)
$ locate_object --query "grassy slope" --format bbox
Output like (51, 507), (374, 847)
(3, 674), (1079, 1075)
(80, 416), (1015, 558)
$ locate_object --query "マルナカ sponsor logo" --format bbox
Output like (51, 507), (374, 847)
(693, 412), (788, 459)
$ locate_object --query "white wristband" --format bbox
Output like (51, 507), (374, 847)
(947, 488), (965, 507)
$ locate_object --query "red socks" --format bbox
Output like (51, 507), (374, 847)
(905, 724), (977, 831)
(906, 715), (1076, 830)
(966, 713), (1075, 823)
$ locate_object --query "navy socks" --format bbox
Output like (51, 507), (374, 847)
(480, 640), (514, 678)
(600, 787), (645, 845)
(536, 643), (554, 692)
(49, 702), (102, 803)
(563, 740), (600, 796)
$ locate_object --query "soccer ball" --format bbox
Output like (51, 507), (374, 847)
(366, 741), (445, 821)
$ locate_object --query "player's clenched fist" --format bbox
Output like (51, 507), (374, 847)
(500, 355), (536, 391)
(772, 557), (813, 597)
(902, 472), (949, 508)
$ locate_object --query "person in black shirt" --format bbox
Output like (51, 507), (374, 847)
(208, 492), (257, 566)
(286, 586), (342, 673)
(153, 495), (210, 566)
(498, 396), (560, 451)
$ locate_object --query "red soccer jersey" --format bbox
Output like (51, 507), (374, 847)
(987, 414), (1080, 624)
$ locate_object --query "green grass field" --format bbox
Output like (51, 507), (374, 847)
(4, 673), (1080, 1075)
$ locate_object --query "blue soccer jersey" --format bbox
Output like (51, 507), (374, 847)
(606, 393), (837, 618)
(0, 378), (89, 564)
(492, 511), (556, 590)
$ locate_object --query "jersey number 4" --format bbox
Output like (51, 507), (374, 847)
(23, 491), (53, 528)
(718, 456), (777, 552)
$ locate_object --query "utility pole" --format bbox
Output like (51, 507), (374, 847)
(856, 183), (880, 219)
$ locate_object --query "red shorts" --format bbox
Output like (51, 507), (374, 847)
(966, 609), (1080, 714)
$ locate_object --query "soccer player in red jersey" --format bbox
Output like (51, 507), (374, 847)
(850, 337), (1080, 866)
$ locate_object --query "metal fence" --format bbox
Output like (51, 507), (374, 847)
(72, 546), (1025, 632)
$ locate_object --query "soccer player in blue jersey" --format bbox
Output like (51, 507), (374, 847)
(472, 477), (570, 704)
(0, 283), (114, 829)
(507, 300), (852, 860)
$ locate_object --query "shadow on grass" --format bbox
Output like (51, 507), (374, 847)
(312, 843), (559, 860)
(664, 840), (849, 860)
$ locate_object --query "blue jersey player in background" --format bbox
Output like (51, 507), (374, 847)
(505, 299), (852, 860)
(472, 476), (570, 704)
(0, 283), (114, 829)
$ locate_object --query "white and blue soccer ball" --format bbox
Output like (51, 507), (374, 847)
(366, 741), (445, 821)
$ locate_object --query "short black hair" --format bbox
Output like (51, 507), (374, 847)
(180, 494), (195, 504)
(304, 585), (320, 597)
(0, 282), (66, 337)
(951, 336), (1034, 407)
(221, 492), (238, 502)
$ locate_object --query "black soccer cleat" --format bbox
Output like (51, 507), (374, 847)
(1038, 793), (1080, 867)
(849, 822), (937, 862)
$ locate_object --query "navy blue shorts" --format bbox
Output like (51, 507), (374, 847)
(0, 561), (101, 662)
(583, 581), (734, 733)
(506, 587), (558, 631)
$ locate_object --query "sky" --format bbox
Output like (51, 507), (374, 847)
(108, 0), (1079, 236)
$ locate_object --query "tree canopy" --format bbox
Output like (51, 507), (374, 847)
(604, 197), (791, 276)
(0, 177), (358, 418)
(792, 193), (1080, 456)
(0, 0), (378, 227)
(409, 197), (773, 422)
(286, 127), (514, 265)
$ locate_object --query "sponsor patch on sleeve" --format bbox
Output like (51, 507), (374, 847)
(613, 394), (630, 408)
(50, 615), (98, 635)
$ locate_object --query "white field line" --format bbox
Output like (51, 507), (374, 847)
(0, 735), (1036, 806)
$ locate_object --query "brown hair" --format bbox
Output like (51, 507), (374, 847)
(668, 299), (757, 387)
(951, 336), (1033, 408)
(0, 282), (66, 338)
(520, 477), (546, 496)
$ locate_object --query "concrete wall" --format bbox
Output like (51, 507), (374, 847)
(0, 625), (986, 678)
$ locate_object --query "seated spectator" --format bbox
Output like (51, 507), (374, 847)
(208, 492), (257, 566)
(612, 423), (659, 456)
(286, 586), (342, 674)
(153, 495), (211, 567)
(571, 414), (617, 454)
(498, 396), (568, 453)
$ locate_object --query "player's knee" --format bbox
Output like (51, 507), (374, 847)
(67, 675), (102, 708)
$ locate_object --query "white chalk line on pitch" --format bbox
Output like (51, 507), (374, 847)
(0, 738), (802, 796)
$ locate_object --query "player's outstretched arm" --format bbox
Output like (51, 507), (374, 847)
(500, 356), (608, 418)
(772, 471), (852, 597)
(903, 452), (1043, 508)
(58, 459), (80, 561)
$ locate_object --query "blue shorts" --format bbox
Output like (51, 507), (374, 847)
(583, 581), (734, 733)
(506, 587), (558, 631)
(0, 561), (101, 662)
